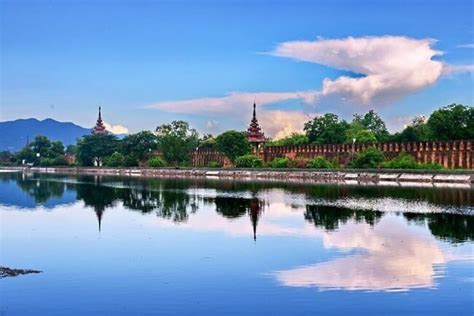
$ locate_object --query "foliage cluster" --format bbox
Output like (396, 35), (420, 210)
(15, 135), (67, 166)
(349, 147), (386, 169)
(234, 155), (263, 168)
(215, 131), (250, 162)
(148, 157), (167, 168)
(308, 156), (338, 169)
(381, 153), (443, 170)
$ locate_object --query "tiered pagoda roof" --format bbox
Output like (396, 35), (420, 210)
(247, 102), (265, 144)
(92, 107), (107, 135)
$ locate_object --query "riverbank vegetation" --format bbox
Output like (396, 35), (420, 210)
(1, 104), (472, 169)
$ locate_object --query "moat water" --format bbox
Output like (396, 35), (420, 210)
(0, 172), (473, 315)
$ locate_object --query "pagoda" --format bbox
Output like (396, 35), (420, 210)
(246, 102), (266, 151)
(92, 106), (107, 135)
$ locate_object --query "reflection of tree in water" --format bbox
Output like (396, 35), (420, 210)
(212, 196), (264, 240)
(304, 205), (383, 231)
(121, 187), (161, 213)
(155, 189), (193, 223)
(76, 177), (118, 231)
(119, 179), (197, 223)
(214, 197), (249, 218)
(1, 173), (70, 204)
(3, 173), (473, 242)
(404, 212), (474, 243)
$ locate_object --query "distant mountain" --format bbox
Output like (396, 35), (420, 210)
(0, 118), (91, 152)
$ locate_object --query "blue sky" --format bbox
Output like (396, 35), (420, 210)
(1, 0), (473, 136)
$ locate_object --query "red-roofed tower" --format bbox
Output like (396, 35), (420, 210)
(92, 107), (107, 135)
(247, 102), (266, 153)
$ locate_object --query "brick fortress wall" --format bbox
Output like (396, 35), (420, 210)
(192, 140), (473, 169)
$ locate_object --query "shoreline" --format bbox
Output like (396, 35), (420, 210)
(1, 166), (473, 185)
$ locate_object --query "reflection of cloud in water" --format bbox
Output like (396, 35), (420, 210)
(274, 216), (468, 292)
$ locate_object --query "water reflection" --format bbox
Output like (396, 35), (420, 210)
(305, 205), (383, 231)
(1, 172), (473, 297)
(274, 216), (454, 291)
(210, 197), (264, 240)
(76, 177), (118, 232)
(1, 172), (473, 246)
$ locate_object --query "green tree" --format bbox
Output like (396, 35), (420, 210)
(15, 147), (37, 165)
(352, 110), (389, 142)
(427, 104), (474, 140)
(349, 147), (385, 169)
(49, 141), (65, 157)
(30, 135), (51, 157)
(198, 134), (217, 150)
(155, 121), (199, 166)
(15, 136), (66, 166)
(104, 152), (125, 167)
(304, 113), (350, 144)
(76, 134), (120, 166)
(121, 131), (159, 166)
(394, 116), (431, 142)
(215, 130), (250, 162)
(66, 144), (77, 155)
(345, 121), (377, 143)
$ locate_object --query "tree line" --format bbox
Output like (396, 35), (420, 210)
(0, 103), (472, 168)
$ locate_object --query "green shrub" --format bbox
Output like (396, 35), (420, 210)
(287, 158), (309, 169)
(148, 157), (166, 168)
(39, 158), (55, 166)
(208, 161), (222, 168)
(123, 156), (139, 167)
(294, 158), (310, 168)
(234, 155), (263, 168)
(418, 162), (443, 170)
(381, 153), (418, 169)
(270, 157), (290, 168)
(52, 156), (68, 166)
(308, 156), (337, 169)
(39, 156), (68, 166)
(349, 147), (385, 169)
(104, 152), (125, 167)
(381, 153), (444, 170)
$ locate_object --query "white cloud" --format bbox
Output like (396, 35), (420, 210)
(457, 43), (474, 49)
(205, 120), (219, 131)
(103, 121), (129, 134)
(259, 110), (315, 139)
(442, 64), (474, 76)
(273, 36), (445, 105)
(146, 91), (317, 138)
(385, 115), (415, 132)
(146, 35), (472, 134)
(146, 91), (316, 115)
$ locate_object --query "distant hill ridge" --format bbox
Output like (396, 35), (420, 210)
(0, 118), (91, 151)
